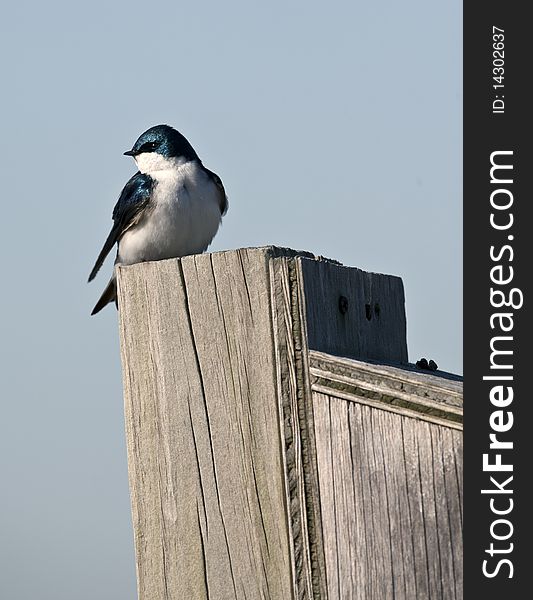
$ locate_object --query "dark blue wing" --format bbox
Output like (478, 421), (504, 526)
(203, 166), (228, 215)
(88, 172), (153, 282)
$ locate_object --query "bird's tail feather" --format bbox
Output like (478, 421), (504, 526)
(91, 277), (117, 315)
(88, 225), (119, 282)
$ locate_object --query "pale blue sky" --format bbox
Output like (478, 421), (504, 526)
(0, 1), (461, 598)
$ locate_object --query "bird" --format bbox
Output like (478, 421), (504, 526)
(88, 124), (228, 315)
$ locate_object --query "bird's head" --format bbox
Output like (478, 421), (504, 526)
(124, 124), (199, 173)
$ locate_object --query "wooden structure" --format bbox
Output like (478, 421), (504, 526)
(117, 247), (463, 600)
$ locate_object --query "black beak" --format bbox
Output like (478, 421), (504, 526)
(123, 150), (136, 156)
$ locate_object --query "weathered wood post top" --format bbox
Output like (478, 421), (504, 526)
(117, 246), (462, 600)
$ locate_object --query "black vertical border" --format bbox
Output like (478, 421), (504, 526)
(464, 3), (532, 596)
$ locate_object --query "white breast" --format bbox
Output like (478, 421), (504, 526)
(117, 156), (223, 266)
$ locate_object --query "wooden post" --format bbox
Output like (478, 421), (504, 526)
(117, 247), (462, 600)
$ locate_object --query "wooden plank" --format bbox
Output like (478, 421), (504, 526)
(400, 416), (431, 599)
(117, 246), (463, 600)
(441, 428), (464, 598)
(310, 346), (463, 596)
(373, 408), (417, 599)
(329, 397), (358, 598)
(118, 249), (294, 600)
(429, 427), (457, 600)
(309, 350), (463, 430)
(298, 259), (408, 363)
(310, 350), (463, 418)
(345, 401), (374, 600)
(415, 420), (444, 599)
(312, 382), (462, 430)
(312, 391), (463, 599)
(313, 394), (339, 599)
(181, 250), (292, 598)
(357, 403), (395, 599)
(268, 257), (326, 600)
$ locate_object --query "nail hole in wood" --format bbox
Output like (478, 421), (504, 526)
(365, 304), (372, 320)
(338, 295), (349, 315)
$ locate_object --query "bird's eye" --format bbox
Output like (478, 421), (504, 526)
(140, 141), (157, 153)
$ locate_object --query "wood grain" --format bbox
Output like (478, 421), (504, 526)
(309, 350), (463, 429)
(268, 256), (321, 600)
(298, 258), (408, 363)
(313, 392), (463, 600)
(118, 249), (295, 600)
(116, 247), (462, 600)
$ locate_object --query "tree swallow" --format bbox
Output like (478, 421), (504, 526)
(88, 124), (228, 315)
